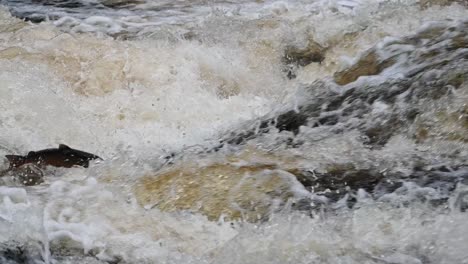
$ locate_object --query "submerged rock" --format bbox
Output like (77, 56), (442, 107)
(290, 164), (384, 202)
(220, 109), (309, 147)
(333, 50), (396, 85)
(0, 242), (44, 264)
(136, 142), (468, 222)
(101, 0), (145, 8)
(419, 0), (468, 8)
(0, 244), (28, 264)
(134, 153), (310, 222)
(283, 41), (325, 66)
(282, 40), (326, 79)
(0, 241), (112, 264)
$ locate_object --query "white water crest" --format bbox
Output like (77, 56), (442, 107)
(0, 0), (467, 263)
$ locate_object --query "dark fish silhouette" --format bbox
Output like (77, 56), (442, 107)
(5, 144), (102, 169)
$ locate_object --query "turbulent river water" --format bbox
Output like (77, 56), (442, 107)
(0, 0), (467, 263)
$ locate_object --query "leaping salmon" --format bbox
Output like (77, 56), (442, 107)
(5, 144), (102, 170)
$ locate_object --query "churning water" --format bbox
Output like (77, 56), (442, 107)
(0, 0), (467, 263)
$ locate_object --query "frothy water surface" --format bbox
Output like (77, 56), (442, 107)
(0, 0), (468, 263)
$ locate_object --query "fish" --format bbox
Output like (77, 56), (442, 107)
(5, 144), (102, 169)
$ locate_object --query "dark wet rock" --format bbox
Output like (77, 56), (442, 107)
(3, 0), (104, 24)
(274, 110), (310, 134)
(287, 164), (468, 210)
(0, 245), (28, 264)
(48, 242), (123, 263)
(454, 190), (468, 212)
(25, 0), (86, 9)
(0, 241), (115, 264)
(373, 180), (404, 197)
(362, 116), (403, 146)
(408, 165), (468, 190)
(101, 0), (145, 8)
(288, 165), (385, 203)
(220, 109), (310, 147)
(0, 242), (43, 264)
(447, 72), (466, 88)
(282, 40), (326, 79)
(8, 11), (49, 23)
(283, 41), (326, 67)
(334, 50), (397, 85)
(419, 0), (468, 8)
(412, 100), (468, 143)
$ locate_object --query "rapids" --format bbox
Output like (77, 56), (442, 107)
(0, 0), (467, 263)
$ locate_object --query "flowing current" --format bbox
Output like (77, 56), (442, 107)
(0, 0), (468, 263)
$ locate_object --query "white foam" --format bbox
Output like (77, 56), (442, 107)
(0, 1), (467, 263)
(0, 187), (30, 222)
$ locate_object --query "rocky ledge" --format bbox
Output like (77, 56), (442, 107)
(135, 20), (468, 222)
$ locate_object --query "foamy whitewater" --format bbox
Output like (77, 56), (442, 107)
(0, 0), (467, 263)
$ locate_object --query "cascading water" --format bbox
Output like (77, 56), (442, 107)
(0, 0), (467, 263)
